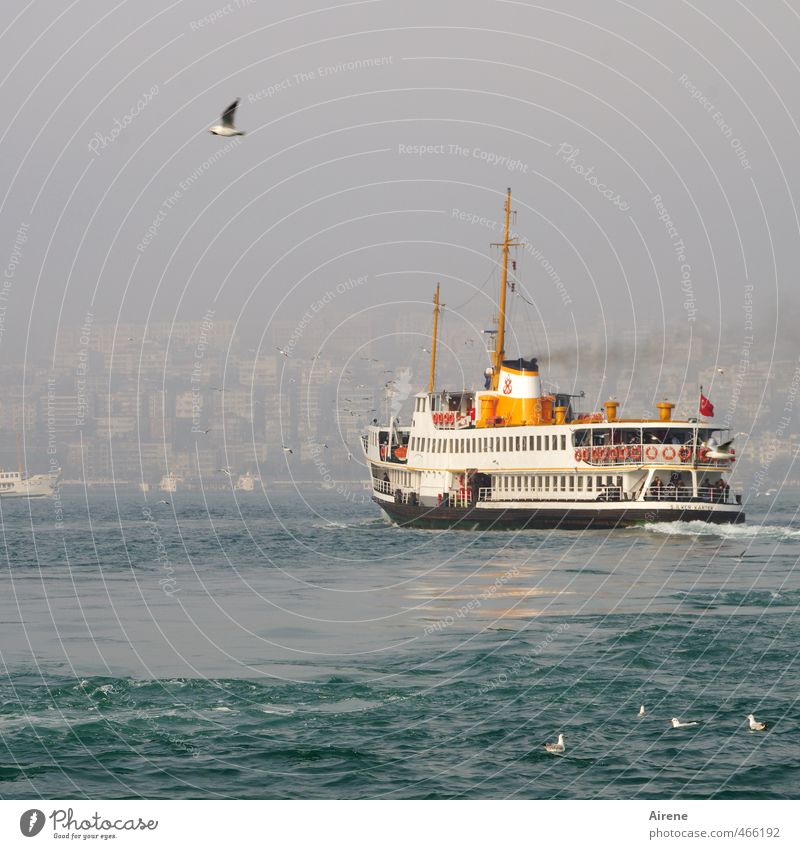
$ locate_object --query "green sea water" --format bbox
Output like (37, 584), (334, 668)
(0, 489), (798, 798)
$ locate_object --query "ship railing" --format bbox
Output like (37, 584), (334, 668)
(372, 477), (394, 495)
(576, 443), (733, 467)
(644, 485), (732, 503)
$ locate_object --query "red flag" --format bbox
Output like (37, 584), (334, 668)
(699, 393), (714, 417)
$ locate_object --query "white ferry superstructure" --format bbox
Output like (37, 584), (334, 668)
(361, 189), (743, 530)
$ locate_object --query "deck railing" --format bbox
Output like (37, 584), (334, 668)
(645, 485), (733, 503)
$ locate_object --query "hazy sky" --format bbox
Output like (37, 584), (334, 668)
(1, 0), (797, 384)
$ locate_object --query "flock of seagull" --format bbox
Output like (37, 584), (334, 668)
(543, 707), (769, 754)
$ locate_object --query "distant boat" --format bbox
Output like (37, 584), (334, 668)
(234, 472), (259, 492)
(158, 473), (180, 493)
(0, 467), (60, 499)
(0, 435), (60, 498)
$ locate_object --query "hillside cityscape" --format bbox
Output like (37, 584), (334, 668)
(0, 307), (797, 497)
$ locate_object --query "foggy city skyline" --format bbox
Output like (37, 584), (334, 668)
(4, 0), (800, 495)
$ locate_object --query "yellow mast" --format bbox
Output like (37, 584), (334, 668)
(428, 283), (440, 393)
(491, 188), (517, 390)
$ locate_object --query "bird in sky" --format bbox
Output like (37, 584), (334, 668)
(275, 347), (289, 358)
(201, 428), (212, 434)
(209, 98), (245, 136)
(156, 499), (170, 505)
(282, 446), (293, 454)
(543, 733), (565, 754)
(747, 713), (767, 731)
(716, 368), (725, 375)
(701, 436), (735, 460)
(217, 467), (232, 477)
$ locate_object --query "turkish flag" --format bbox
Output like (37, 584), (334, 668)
(699, 393), (714, 417)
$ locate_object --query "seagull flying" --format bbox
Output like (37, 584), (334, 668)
(209, 99), (245, 137)
(747, 713), (767, 731)
(282, 446), (293, 454)
(638, 705), (646, 717)
(217, 468), (232, 477)
(701, 437), (735, 460)
(156, 499), (170, 505)
(670, 717), (699, 728)
(543, 733), (565, 754)
(275, 347), (289, 358)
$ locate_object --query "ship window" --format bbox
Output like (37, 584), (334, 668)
(617, 476), (623, 488)
(561, 435), (566, 450)
(606, 476), (613, 486)
(544, 435), (549, 450)
(587, 477), (592, 491)
(577, 477), (583, 491)
(517, 475), (522, 489)
(522, 436), (527, 450)
(569, 477), (574, 491)
(560, 476), (566, 490)
(596, 476), (603, 488)
(544, 475), (549, 490)
(536, 435), (541, 450)
(515, 436), (520, 451)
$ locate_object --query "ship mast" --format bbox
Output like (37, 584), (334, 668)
(491, 188), (517, 390)
(428, 283), (441, 393)
(16, 432), (23, 479)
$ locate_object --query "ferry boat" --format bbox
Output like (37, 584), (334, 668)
(0, 467), (60, 499)
(361, 189), (744, 530)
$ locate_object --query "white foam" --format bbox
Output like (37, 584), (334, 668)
(642, 521), (800, 541)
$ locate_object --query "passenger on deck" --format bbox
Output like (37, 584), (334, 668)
(651, 476), (663, 499)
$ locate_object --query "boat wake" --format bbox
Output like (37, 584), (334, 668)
(641, 521), (800, 540)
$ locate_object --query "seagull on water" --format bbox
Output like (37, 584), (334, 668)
(670, 717), (699, 728)
(747, 713), (767, 731)
(156, 499), (170, 505)
(638, 705), (646, 717)
(543, 733), (565, 754)
(209, 99), (245, 137)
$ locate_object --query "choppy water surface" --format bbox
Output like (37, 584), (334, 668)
(0, 488), (798, 798)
